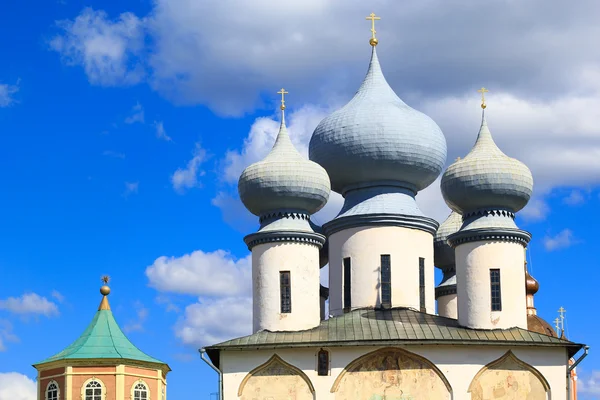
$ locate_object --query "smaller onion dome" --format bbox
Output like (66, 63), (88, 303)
(434, 211), (462, 269)
(238, 110), (331, 217)
(441, 112), (533, 213)
(525, 269), (540, 296)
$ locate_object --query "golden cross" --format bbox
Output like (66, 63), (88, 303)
(558, 306), (566, 319)
(553, 317), (560, 334)
(365, 13), (381, 46)
(277, 88), (288, 111)
(101, 275), (110, 284)
(477, 87), (489, 109)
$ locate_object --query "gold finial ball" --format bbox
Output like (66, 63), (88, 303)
(369, 37), (378, 46)
(100, 285), (111, 296)
(481, 103), (487, 109)
(280, 105), (286, 111)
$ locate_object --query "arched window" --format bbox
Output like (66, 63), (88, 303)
(317, 349), (329, 376)
(45, 381), (59, 400)
(133, 382), (148, 400)
(84, 380), (103, 400)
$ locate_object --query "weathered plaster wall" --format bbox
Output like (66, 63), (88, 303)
(438, 294), (458, 319)
(252, 242), (321, 332)
(456, 240), (527, 329)
(328, 226), (435, 316)
(220, 345), (566, 400)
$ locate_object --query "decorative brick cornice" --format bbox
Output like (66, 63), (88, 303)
(324, 213), (439, 236)
(244, 230), (326, 250)
(448, 228), (531, 248)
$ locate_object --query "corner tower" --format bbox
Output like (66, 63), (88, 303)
(309, 15), (447, 316)
(239, 89), (331, 332)
(441, 90), (533, 330)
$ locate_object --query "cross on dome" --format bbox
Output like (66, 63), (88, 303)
(365, 13), (381, 46)
(477, 87), (489, 109)
(277, 88), (288, 111)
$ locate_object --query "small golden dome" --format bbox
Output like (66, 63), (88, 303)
(525, 270), (539, 295)
(369, 37), (378, 46)
(100, 285), (110, 296)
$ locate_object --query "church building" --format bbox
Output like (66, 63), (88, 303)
(33, 279), (170, 400)
(202, 14), (587, 400)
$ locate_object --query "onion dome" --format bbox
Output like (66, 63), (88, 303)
(526, 269), (540, 296)
(309, 47), (447, 195)
(441, 111), (533, 214)
(238, 111), (331, 218)
(434, 211), (462, 269)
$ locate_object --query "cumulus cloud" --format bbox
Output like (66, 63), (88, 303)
(0, 82), (19, 107)
(563, 190), (586, 206)
(50, 7), (145, 86)
(0, 372), (36, 400)
(0, 293), (59, 317)
(171, 143), (206, 192)
(154, 121), (172, 141)
(124, 301), (148, 333)
(579, 370), (600, 395)
(0, 319), (19, 352)
(124, 102), (144, 124)
(146, 250), (251, 297)
(543, 229), (576, 251)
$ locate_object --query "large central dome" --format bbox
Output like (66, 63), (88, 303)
(309, 47), (447, 195)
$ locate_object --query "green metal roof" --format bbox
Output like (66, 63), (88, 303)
(206, 308), (583, 358)
(35, 308), (165, 366)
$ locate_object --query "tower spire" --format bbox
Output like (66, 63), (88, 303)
(477, 87), (489, 110)
(98, 275), (111, 311)
(365, 13), (381, 46)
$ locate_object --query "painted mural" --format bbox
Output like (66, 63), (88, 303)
(469, 351), (548, 400)
(333, 348), (451, 400)
(238, 355), (313, 400)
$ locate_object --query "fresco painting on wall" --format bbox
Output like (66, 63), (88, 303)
(238, 355), (313, 400)
(469, 351), (548, 400)
(333, 348), (451, 400)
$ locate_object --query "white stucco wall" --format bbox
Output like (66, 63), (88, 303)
(328, 226), (435, 316)
(456, 240), (527, 330)
(220, 344), (568, 400)
(252, 241), (321, 332)
(437, 294), (458, 319)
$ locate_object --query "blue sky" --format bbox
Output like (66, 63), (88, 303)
(1, 0), (600, 399)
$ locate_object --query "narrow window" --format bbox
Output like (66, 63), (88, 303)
(419, 257), (426, 312)
(343, 257), (351, 311)
(280, 271), (291, 313)
(490, 269), (502, 311)
(381, 254), (391, 308)
(133, 382), (148, 400)
(85, 380), (103, 400)
(46, 382), (59, 400)
(317, 349), (329, 376)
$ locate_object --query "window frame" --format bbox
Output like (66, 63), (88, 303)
(419, 257), (426, 312)
(490, 269), (502, 312)
(380, 254), (392, 309)
(131, 379), (150, 400)
(343, 257), (351, 312)
(45, 380), (59, 400)
(317, 348), (330, 376)
(81, 378), (105, 400)
(280, 271), (292, 313)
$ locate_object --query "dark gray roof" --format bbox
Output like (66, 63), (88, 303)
(206, 308), (582, 360)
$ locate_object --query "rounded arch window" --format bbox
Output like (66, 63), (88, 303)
(84, 379), (103, 400)
(45, 381), (59, 400)
(133, 381), (149, 400)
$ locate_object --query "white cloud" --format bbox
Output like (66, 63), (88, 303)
(0, 372), (36, 400)
(0, 293), (59, 317)
(124, 102), (144, 124)
(146, 250), (251, 297)
(50, 7), (145, 86)
(50, 290), (65, 303)
(520, 198), (551, 222)
(563, 190), (586, 206)
(579, 370), (600, 395)
(124, 301), (148, 333)
(123, 181), (139, 197)
(0, 319), (19, 352)
(154, 121), (172, 141)
(0, 83), (19, 107)
(543, 229), (575, 251)
(171, 143), (206, 192)
(175, 296), (252, 347)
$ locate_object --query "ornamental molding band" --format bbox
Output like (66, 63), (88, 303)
(259, 210), (311, 224)
(448, 228), (532, 248)
(468, 350), (550, 400)
(324, 213), (439, 236)
(463, 208), (516, 220)
(330, 347), (452, 399)
(435, 284), (457, 298)
(237, 354), (315, 398)
(243, 230), (326, 250)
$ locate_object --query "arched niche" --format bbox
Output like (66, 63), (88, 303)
(238, 354), (315, 400)
(468, 350), (550, 400)
(331, 347), (452, 399)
